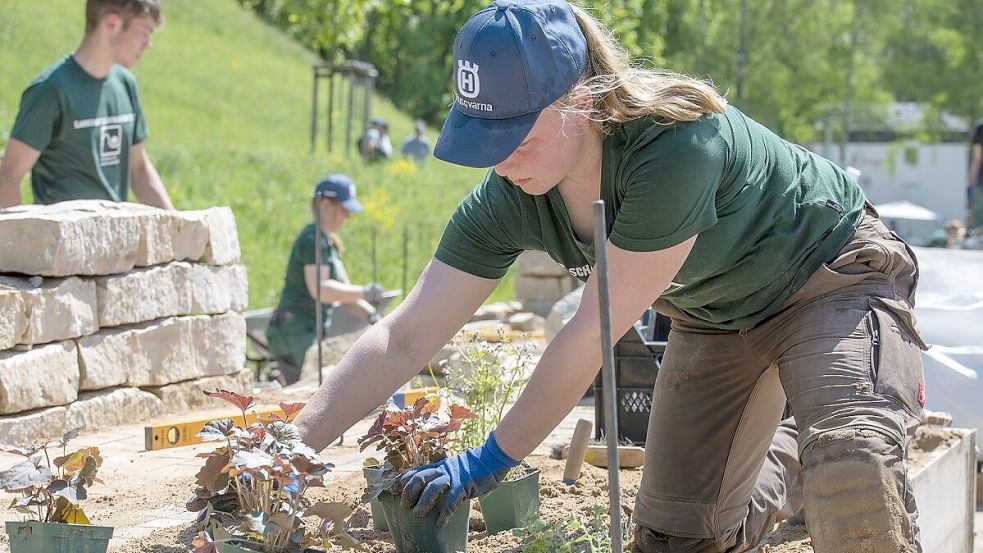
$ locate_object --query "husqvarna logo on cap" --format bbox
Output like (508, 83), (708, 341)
(457, 60), (481, 98)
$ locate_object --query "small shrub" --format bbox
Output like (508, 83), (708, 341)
(513, 505), (627, 553)
(188, 389), (358, 552)
(0, 426), (102, 524)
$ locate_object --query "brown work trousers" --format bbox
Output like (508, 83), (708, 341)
(634, 207), (927, 553)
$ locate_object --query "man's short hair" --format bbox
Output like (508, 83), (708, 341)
(86, 0), (162, 32)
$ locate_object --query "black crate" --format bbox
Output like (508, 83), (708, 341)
(594, 311), (669, 446)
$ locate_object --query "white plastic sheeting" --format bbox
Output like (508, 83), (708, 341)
(911, 246), (983, 460)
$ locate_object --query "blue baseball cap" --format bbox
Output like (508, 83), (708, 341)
(433, 0), (588, 168)
(313, 174), (363, 213)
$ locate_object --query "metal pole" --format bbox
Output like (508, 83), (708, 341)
(314, 194), (324, 386)
(345, 75), (355, 159)
(310, 67), (319, 153)
(593, 200), (623, 553)
(327, 70), (335, 154)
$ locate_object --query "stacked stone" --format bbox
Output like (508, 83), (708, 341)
(514, 250), (580, 316)
(0, 200), (251, 444)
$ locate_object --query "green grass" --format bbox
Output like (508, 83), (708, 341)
(0, 0), (514, 309)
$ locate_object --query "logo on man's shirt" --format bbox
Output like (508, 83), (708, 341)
(99, 125), (122, 166)
(74, 113), (134, 167)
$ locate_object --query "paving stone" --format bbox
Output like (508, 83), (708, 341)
(0, 288), (26, 351)
(0, 406), (68, 445)
(0, 276), (98, 346)
(0, 200), (144, 277)
(142, 369), (253, 414)
(0, 342), (79, 414)
(516, 250), (570, 277)
(66, 388), (163, 433)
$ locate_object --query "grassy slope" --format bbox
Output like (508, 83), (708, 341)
(0, 0), (509, 308)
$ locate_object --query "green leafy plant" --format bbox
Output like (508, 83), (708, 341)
(0, 426), (103, 525)
(444, 328), (534, 452)
(358, 395), (477, 502)
(513, 505), (626, 553)
(188, 389), (358, 552)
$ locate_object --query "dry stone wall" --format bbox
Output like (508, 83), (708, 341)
(0, 200), (250, 444)
(514, 250), (580, 316)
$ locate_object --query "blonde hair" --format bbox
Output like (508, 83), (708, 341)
(558, 4), (726, 130)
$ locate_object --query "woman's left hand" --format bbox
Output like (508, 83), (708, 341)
(397, 432), (518, 527)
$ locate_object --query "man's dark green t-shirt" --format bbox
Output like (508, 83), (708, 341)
(435, 105), (866, 330)
(10, 55), (148, 204)
(275, 224), (342, 328)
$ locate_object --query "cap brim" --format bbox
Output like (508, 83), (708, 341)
(341, 199), (364, 213)
(433, 106), (541, 168)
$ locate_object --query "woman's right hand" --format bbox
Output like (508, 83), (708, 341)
(362, 282), (385, 304)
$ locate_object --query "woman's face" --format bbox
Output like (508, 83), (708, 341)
(318, 199), (350, 233)
(493, 107), (592, 196)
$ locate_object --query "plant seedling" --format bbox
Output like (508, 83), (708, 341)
(0, 426), (102, 525)
(358, 395), (477, 502)
(188, 389), (360, 552)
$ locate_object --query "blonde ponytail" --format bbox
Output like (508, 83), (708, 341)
(561, 3), (727, 129)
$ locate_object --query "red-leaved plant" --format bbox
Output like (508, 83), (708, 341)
(358, 395), (477, 503)
(188, 389), (359, 552)
(0, 426), (103, 525)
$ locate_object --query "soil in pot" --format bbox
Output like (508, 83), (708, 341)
(5, 521), (114, 553)
(376, 490), (470, 553)
(478, 463), (541, 533)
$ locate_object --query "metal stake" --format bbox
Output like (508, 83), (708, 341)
(314, 194), (324, 386)
(593, 200), (623, 553)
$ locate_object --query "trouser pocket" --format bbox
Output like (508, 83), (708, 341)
(867, 303), (926, 420)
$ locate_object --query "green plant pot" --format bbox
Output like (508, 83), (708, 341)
(376, 490), (469, 553)
(478, 466), (541, 533)
(5, 521), (113, 553)
(216, 538), (323, 552)
(362, 467), (389, 532)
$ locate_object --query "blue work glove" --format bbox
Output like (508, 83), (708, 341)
(398, 431), (519, 527)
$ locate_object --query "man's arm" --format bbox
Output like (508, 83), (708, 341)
(129, 143), (173, 209)
(294, 258), (500, 451)
(0, 138), (41, 208)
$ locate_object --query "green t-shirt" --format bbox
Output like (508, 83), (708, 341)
(435, 105), (865, 330)
(10, 55), (148, 204)
(275, 224), (342, 327)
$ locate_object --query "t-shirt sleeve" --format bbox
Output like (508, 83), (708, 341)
(609, 123), (725, 252)
(435, 172), (524, 279)
(125, 73), (149, 144)
(973, 120), (983, 146)
(10, 81), (61, 152)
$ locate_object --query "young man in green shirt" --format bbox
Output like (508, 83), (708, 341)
(0, 0), (172, 209)
(294, 2), (927, 551)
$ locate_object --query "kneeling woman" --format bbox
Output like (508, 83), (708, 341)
(266, 174), (383, 384)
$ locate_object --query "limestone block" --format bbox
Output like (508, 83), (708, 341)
(514, 274), (577, 301)
(142, 369), (252, 414)
(0, 289), (26, 351)
(78, 318), (188, 390)
(179, 207), (240, 265)
(0, 276), (98, 346)
(66, 388), (163, 432)
(192, 312), (246, 377)
(545, 285), (585, 341)
(516, 250), (570, 277)
(96, 263), (191, 327)
(135, 209), (177, 267)
(187, 264), (249, 314)
(0, 342), (79, 414)
(300, 328), (368, 382)
(0, 200), (145, 277)
(508, 312), (546, 332)
(470, 301), (524, 322)
(0, 406), (68, 445)
(171, 212), (210, 262)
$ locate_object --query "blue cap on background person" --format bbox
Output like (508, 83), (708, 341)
(434, 0), (588, 168)
(314, 174), (364, 212)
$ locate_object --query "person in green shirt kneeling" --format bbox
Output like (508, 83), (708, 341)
(292, 3), (928, 552)
(266, 174), (383, 385)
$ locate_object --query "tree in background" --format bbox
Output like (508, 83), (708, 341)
(238, 0), (983, 145)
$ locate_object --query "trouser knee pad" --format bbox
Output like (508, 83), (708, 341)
(799, 428), (918, 553)
(633, 526), (722, 553)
